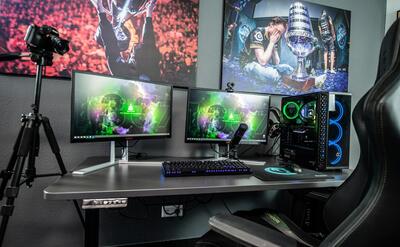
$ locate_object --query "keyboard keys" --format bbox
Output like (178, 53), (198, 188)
(162, 160), (252, 177)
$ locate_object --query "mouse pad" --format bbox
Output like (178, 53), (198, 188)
(252, 165), (334, 181)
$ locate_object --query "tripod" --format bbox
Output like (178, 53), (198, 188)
(0, 52), (67, 246)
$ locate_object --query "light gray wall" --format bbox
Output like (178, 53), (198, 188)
(196, 0), (224, 88)
(386, 0), (400, 32)
(197, 0), (387, 170)
(0, 0), (386, 246)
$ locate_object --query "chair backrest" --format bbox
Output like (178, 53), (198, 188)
(321, 19), (400, 246)
(322, 18), (400, 232)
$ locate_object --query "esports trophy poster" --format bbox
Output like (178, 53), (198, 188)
(0, 0), (199, 87)
(222, 0), (351, 95)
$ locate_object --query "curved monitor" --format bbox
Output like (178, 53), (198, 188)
(71, 71), (172, 143)
(185, 88), (270, 144)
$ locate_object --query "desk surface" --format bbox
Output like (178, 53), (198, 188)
(44, 157), (350, 201)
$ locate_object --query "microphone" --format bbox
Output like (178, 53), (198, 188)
(229, 123), (248, 149)
(0, 52), (30, 62)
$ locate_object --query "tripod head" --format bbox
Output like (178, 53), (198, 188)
(24, 24), (70, 112)
(0, 24), (70, 113)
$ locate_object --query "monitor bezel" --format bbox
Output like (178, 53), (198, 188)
(70, 71), (173, 143)
(184, 87), (271, 145)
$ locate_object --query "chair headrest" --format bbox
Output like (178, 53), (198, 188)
(376, 19), (400, 82)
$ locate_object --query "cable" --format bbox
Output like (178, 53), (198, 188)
(209, 144), (241, 159)
(117, 140), (148, 160)
(272, 138), (281, 154)
(209, 144), (225, 157)
(266, 138), (279, 155)
(266, 135), (280, 156)
(209, 144), (249, 165)
(269, 106), (282, 122)
(129, 140), (140, 148)
(222, 198), (233, 214)
(129, 152), (148, 160)
(117, 140), (140, 148)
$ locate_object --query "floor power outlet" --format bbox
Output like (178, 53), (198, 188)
(161, 205), (183, 218)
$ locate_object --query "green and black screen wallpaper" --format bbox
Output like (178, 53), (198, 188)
(71, 72), (172, 142)
(186, 89), (270, 143)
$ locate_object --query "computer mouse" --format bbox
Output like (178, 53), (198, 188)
(293, 165), (302, 173)
(284, 164), (302, 174)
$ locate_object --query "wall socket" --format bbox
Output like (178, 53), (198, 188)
(161, 205), (183, 218)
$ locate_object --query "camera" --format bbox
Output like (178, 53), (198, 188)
(24, 24), (69, 56)
(226, 82), (235, 92)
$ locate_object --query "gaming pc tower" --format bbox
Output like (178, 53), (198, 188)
(280, 92), (351, 170)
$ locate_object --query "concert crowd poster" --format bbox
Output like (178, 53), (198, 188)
(0, 0), (199, 87)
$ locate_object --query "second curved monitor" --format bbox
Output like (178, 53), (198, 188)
(185, 88), (270, 144)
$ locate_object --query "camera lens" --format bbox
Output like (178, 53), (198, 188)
(49, 35), (69, 55)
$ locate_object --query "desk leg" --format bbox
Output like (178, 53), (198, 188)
(85, 209), (99, 247)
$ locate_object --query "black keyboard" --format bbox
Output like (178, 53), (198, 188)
(162, 159), (252, 177)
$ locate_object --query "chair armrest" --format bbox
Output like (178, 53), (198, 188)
(209, 214), (297, 247)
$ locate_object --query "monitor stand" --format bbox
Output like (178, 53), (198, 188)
(226, 144), (238, 160)
(213, 144), (221, 159)
(212, 144), (237, 160)
(72, 141), (129, 175)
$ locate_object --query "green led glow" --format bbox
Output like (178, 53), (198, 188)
(224, 110), (240, 123)
(121, 101), (143, 116)
(128, 104), (134, 112)
(283, 101), (301, 120)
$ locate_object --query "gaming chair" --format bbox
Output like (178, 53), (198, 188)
(196, 18), (400, 247)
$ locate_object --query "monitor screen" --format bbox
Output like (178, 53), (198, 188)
(71, 72), (172, 142)
(185, 89), (270, 144)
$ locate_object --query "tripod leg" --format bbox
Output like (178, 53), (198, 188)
(25, 120), (40, 187)
(0, 119), (28, 200)
(0, 157), (26, 246)
(0, 119), (34, 246)
(41, 116), (67, 175)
